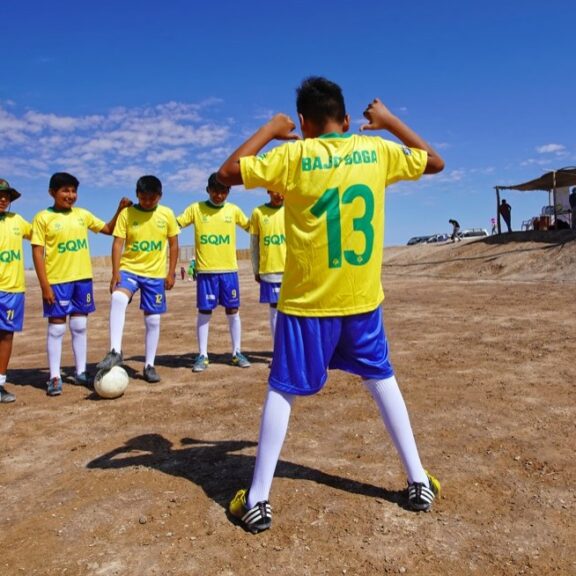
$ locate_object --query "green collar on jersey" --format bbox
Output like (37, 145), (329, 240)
(134, 204), (158, 212)
(318, 132), (352, 139)
(48, 206), (72, 213)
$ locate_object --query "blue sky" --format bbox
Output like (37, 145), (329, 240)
(1, 0), (575, 257)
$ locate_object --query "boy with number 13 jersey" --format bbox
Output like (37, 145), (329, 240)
(218, 77), (445, 533)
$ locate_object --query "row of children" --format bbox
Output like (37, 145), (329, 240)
(0, 171), (286, 402)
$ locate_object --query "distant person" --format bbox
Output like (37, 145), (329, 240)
(569, 187), (576, 231)
(176, 173), (251, 372)
(499, 199), (512, 233)
(449, 219), (462, 242)
(490, 217), (497, 235)
(96, 175), (180, 384)
(187, 258), (196, 282)
(218, 76), (444, 533)
(0, 179), (31, 403)
(180, 266), (186, 281)
(31, 172), (131, 397)
(249, 190), (286, 344)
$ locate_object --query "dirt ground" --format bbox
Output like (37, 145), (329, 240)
(2, 232), (575, 575)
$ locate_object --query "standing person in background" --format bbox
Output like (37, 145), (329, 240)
(499, 199), (512, 233)
(177, 173), (251, 373)
(250, 190), (286, 345)
(0, 179), (31, 403)
(31, 172), (130, 397)
(218, 76), (445, 533)
(490, 217), (497, 235)
(97, 175), (180, 384)
(449, 219), (461, 242)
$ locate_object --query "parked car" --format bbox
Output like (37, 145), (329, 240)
(426, 233), (450, 243)
(461, 228), (489, 238)
(407, 235), (432, 245)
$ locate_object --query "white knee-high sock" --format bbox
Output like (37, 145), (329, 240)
(47, 323), (66, 379)
(144, 314), (161, 367)
(227, 312), (241, 355)
(247, 387), (294, 508)
(363, 376), (427, 484)
(197, 312), (211, 356)
(269, 307), (278, 341)
(110, 291), (130, 352)
(69, 316), (88, 375)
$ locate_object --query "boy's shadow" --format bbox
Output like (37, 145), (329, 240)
(86, 434), (407, 510)
(8, 365), (101, 391)
(127, 350), (273, 370)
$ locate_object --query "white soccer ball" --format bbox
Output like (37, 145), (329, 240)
(94, 366), (129, 399)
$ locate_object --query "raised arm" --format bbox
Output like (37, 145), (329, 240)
(100, 197), (133, 235)
(360, 98), (444, 174)
(218, 114), (300, 186)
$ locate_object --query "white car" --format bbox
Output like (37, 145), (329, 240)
(461, 228), (489, 238)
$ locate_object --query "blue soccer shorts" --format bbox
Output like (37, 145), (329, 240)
(259, 281), (281, 304)
(196, 272), (240, 310)
(269, 307), (395, 396)
(115, 270), (167, 314)
(43, 279), (96, 318)
(0, 291), (25, 332)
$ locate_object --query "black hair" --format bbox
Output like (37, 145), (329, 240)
(136, 175), (162, 195)
(49, 172), (79, 191)
(207, 172), (230, 192)
(296, 76), (346, 128)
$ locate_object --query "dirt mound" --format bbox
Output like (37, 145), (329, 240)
(385, 230), (576, 282)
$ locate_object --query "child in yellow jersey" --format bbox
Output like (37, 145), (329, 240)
(0, 179), (32, 403)
(32, 172), (131, 397)
(249, 190), (285, 345)
(176, 173), (250, 372)
(96, 175), (179, 384)
(218, 77), (445, 533)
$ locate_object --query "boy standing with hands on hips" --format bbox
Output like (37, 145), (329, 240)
(218, 77), (445, 533)
(177, 173), (251, 373)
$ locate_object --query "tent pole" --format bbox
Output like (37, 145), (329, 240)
(495, 187), (501, 234)
(552, 171), (557, 228)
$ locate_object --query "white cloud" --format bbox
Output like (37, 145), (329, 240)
(536, 143), (566, 154)
(0, 100), (233, 189)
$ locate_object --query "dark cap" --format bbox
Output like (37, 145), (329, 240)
(207, 172), (230, 192)
(0, 178), (21, 201)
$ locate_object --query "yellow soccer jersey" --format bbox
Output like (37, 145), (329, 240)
(31, 207), (105, 284)
(114, 205), (180, 278)
(177, 202), (249, 272)
(0, 213), (32, 293)
(250, 204), (286, 275)
(241, 133), (427, 316)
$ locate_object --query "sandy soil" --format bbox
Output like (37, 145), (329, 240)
(2, 232), (575, 575)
